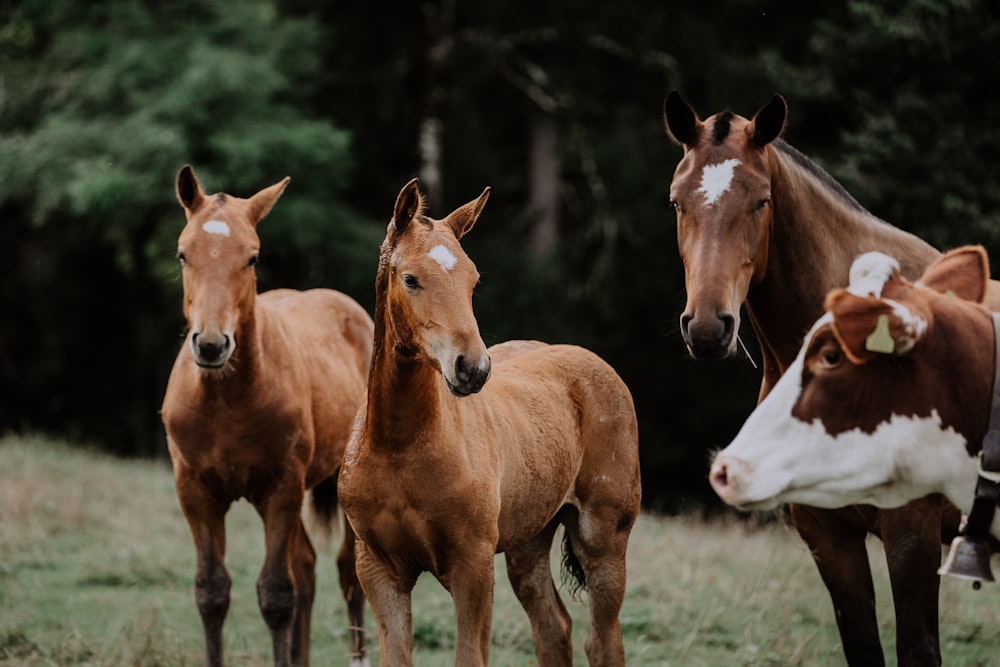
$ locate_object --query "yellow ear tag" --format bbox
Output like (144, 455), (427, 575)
(865, 314), (895, 354)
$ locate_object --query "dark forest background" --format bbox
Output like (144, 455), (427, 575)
(2, 0), (999, 512)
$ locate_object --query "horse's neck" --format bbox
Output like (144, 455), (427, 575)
(748, 148), (938, 378)
(365, 347), (443, 448)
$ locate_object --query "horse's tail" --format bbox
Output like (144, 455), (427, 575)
(306, 474), (340, 544)
(560, 529), (587, 600)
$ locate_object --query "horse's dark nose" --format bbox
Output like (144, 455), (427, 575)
(680, 312), (736, 360)
(193, 332), (231, 367)
(450, 354), (491, 396)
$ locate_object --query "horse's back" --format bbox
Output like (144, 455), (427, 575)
(486, 341), (640, 547)
(260, 288), (374, 374)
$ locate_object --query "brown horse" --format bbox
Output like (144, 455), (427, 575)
(161, 166), (374, 667)
(663, 92), (1000, 667)
(337, 179), (642, 667)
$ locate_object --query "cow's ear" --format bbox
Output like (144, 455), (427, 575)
(825, 289), (926, 363)
(918, 245), (989, 304)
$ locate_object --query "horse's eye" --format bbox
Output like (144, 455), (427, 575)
(403, 274), (419, 290)
(755, 197), (770, 211)
(248, 254), (259, 268)
(177, 251), (187, 265)
(669, 199), (680, 212)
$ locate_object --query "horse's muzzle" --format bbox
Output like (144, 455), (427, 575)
(192, 331), (232, 368)
(446, 354), (491, 397)
(680, 311), (737, 360)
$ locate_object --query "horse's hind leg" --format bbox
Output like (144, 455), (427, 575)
(565, 506), (634, 667)
(504, 521), (572, 667)
(291, 518), (317, 666)
(337, 515), (369, 667)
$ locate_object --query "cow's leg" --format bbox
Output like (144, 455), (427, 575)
(791, 504), (885, 667)
(504, 522), (572, 667)
(336, 515), (369, 667)
(255, 486), (307, 667)
(881, 496), (947, 667)
(175, 467), (232, 667)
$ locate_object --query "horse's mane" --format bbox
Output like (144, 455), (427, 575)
(773, 139), (869, 215)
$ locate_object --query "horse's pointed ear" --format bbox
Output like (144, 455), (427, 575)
(392, 178), (423, 236)
(750, 94), (787, 147)
(918, 245), (989, 304)
(246, 177), (291, 226)
(176, 164), (206, 214)
(664, 91), (701, 147)
(446, 187), (490, 239)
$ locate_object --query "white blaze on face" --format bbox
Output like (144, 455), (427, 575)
(428, 244), (457, 271)
(695, 159), (741, 206)
(202, 220), (231, 236)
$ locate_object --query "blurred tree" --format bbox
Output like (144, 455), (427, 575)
(0, 0), (373, 455)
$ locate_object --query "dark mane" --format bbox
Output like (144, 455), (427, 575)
(773, 139), (868, 214)
(712, 111), (734, 145)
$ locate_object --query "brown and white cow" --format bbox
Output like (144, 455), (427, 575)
(709, 245), (1000, 538)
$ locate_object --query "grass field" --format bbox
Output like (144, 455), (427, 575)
(1, 435), (999, 666)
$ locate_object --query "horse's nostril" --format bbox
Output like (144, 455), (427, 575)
(679, 313), (693, 334)
(455, 355), (468, 381)
(719, 313), (735, 340)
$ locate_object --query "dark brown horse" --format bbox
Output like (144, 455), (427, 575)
(664, 91), (1000, 667)
(338, 179), (641, 666)
(161, 166), (374, 667)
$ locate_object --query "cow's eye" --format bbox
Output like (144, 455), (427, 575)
(820, 346), (842, 368)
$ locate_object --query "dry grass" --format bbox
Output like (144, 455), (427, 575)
(2, 435), (999, 666)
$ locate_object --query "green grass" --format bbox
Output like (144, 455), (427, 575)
(1, 435), (999, 666)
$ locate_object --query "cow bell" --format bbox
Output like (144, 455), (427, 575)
(938, 536), (995, 590)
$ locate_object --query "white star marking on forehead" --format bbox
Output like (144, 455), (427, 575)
(202, 220), (231, 236)
(428, 245), (457, 271)
(696, 159), (741, 206)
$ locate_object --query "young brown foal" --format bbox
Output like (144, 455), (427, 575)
(161, 166), (374, 667)
(338, 179), (642, 666)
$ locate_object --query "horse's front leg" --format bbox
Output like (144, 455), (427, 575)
(256, 485), (310, 667)
(441, 546), (497, 667)
(881, 496), (947, 667)
(790, 504), (886, 667)
(337, 515), (369, 667)
(175, 469), (231, 667)
(355, 541), (417, 667)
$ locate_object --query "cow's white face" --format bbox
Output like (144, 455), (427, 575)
(708, 315), (977, 512)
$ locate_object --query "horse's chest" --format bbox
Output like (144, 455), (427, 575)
(166, 404), (309, 500)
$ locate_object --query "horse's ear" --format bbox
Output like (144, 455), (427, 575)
(918, 245), (989, 304)
(446, 187), (490, 239)
(247, 176), (291, 226)
(664, 91), (701, 147)
(392, 178), (423, 236)
(176, 164), (206, 214)
(750, 94), (787, 147)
